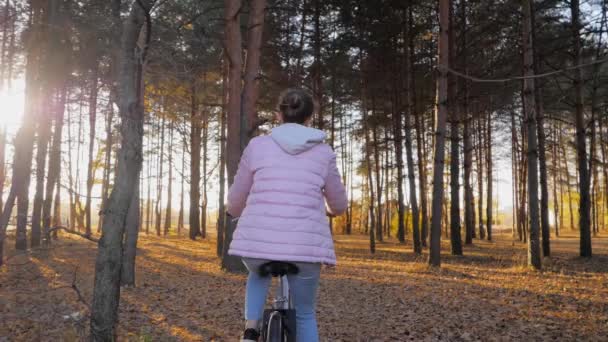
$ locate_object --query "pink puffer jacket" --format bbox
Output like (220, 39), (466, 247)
(227, 123), (348, 265)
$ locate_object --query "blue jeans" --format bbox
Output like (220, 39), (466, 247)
(242, 258), (321, 342)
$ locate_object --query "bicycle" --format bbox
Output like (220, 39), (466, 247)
(258, 261), (299, 342)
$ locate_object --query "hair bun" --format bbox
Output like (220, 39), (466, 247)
(277, 88), (314, 124)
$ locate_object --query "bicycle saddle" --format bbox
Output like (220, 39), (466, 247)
(258, 261), (300, 277)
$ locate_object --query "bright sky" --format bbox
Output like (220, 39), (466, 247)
(0, 78), (25, 131)
(0, 77), (515, 225)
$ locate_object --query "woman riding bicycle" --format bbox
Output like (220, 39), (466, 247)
(226, 88), (348, 342)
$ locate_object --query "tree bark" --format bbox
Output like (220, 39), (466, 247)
(189, 81), (201, 239)
(448, 0), (462, 255)
(530, 2), (550, 256)
(459, 0), (473, 246)
(43, 88), (67, 243)
(163, 120), (173, 235)
(476, 113), (485, 240)
(3, 2), (43, 254)
(155, 115), (165, 236)
(485, 110), (493, 241)
(177, 137), (185, 235)
(201, 110), (208, 238)
(89, 1), (150, 339)
(217, 56), (228, 256)
(402, 5), (420, 253)
(570, 0), (592, 257)
(120, 178), (140, 286)
(522, 0), (542, 269)
(429, 0), (450, 267)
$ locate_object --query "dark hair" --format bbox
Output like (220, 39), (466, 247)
(277, 88), (314, 124)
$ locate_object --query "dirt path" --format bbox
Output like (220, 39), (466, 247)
(1, 231), (607, 341)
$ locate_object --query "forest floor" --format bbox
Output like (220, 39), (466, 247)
(1, 229), (607, 341)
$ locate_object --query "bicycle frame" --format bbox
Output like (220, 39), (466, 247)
(273, 275), (290, 310)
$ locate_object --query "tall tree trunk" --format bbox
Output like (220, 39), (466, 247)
(31, 102), (52, 248)
(163, 120), (173, 235)
(372, 114), (383, 243)
(485, 110), (493, 241)
(42, 88), (66, 243)
(201, 110), (208, 239)
(476, 113), (485, 239)
(552, 122), (559, 237)
(393, 73), (406, 243)
(4, 2), (43, 254)
(530, 2), (550, 256)
(36, 0), (68, 245)
(177, 138), (185, 235)
(362, 92), (376, 254)
(189, 82), (201, 239)
(90, 0), (149, 338)
(120, 178), (140, 286)
(448, 0), (462, 255)
(100, 101), (114, 232)
(401, 5), (420, 253)
(312, 0), (323, 130)
(459, 0), (474, 245)
(570, 0), (592, 257)
(155, 115), (165, 236)
(222, 0), (245, 272)
(411, 2), (428, 248)
(217, 57), (227, 256)
(522, 0), (542, 269)
(429, 0), (450, 267)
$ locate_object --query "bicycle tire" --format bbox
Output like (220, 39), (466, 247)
(265, 311), (284, 342)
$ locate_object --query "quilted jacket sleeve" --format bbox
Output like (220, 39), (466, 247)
(226, 143), (254, 217)
(323, 152), (348, 216)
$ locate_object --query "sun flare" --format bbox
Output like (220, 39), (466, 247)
(0, 78), (25, 129)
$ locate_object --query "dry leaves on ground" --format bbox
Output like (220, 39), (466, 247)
(1, 231), (607, 341)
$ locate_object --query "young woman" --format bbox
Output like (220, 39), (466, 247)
(226, 88), (348, 342)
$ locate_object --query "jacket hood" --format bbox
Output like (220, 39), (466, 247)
(270, 123), (327, 155)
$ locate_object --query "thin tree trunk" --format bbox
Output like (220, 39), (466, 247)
(164, 120), (173, 235)
(552, 122), (559, 237)
(7, 2), (43, 253)
(485, 110), (493, 241)
(429, 0), (450, 267)
(570, 0), (592, 257)
(410, 1), (428, 248)
(201, 110), (208, 238)
(404, 22), (421, 253)
(90, 1), (149, 338)
(530, 3), (550, 256)
(217, 57), (227, 256)
(372, 111), (383, 243)
(177, 138), (185, 235)
(42, 88), (66, 243)
(189, 82), (201, 239)
(362, 92), (376, 254)
(448, 0), (462, 255)
(476, 113), (485, 239)
(522, 0), (542, 269)
(459, 0), (473, 245)
(155, 115), (165, 236)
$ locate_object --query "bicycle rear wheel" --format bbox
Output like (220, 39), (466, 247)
(265, 311), (283, 342)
